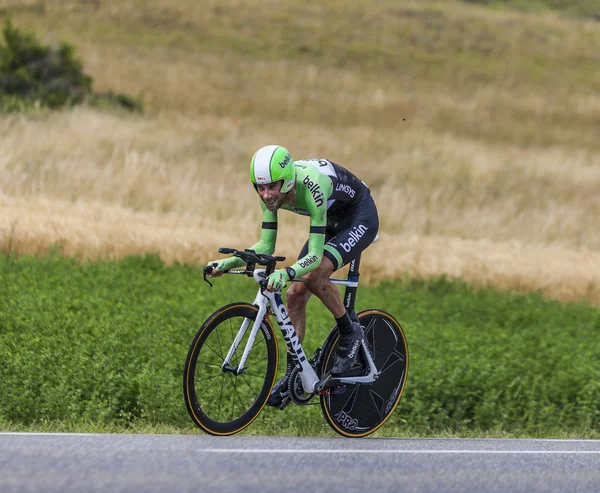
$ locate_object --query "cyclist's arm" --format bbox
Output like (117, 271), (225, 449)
(216, 201), (278, 271)
(248, 201), (278, 255)
(286, 173), (332, 279)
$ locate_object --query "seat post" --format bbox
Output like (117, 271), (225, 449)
(343, 254), (361, 322)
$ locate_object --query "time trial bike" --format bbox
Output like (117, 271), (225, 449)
(183, 247), (408, 437)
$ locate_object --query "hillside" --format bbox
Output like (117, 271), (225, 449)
(1, 0), (599, 304)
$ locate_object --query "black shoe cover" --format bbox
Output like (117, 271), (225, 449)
(331, 322), (363, 376)
(267, 353), (295, 407)
(267, 372), (291, 407)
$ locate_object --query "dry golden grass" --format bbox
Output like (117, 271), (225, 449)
(1, 0), (600, 305)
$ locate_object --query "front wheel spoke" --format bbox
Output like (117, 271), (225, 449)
(229, 317), (236, 346)
(231, 338), (266, 367)
(230, 374), (239, 421)
(196, 360), (224, 369)
(241, 354), (269, 371)
(239, 373), (259, 395)
(215, 324), (225, 363)
(237, 370), (265, 379)
(202, 340), (225, 361)
(233, 380), (251, 411)
(196, 372), (224, 402)
(204, 375), (234, 417)
(193, 373), (225, 384)
(217, 372), (227, 420)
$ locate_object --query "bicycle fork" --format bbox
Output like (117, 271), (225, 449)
(220, 287), (270, 376)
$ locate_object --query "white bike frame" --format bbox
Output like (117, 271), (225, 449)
(220, 269), (380, 394)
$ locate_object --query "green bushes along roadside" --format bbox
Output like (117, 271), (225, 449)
(0, 19), (142, 113)
(1, 253), (598, 436)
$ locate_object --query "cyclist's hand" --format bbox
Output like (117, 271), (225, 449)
(205, 260), (226, 278)
(266, 269), (290, 292)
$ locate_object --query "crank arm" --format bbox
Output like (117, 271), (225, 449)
(315, 371), (379, 392)
(315, 374), (347, 392)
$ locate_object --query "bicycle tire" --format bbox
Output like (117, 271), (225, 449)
(319, 309), (408, 438)
(183, 302), (278, 435)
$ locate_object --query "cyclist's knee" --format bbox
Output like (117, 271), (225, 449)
(318, 256), (336, 275)
(305, 271), (332, 295)
(286, 282), (310, 311)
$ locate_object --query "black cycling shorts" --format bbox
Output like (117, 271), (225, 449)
(298, 191), (379, 271)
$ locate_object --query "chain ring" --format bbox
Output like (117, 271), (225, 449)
(287, 366), (315, 405)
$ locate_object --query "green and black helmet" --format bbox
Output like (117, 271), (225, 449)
(250, 145), (295, 193)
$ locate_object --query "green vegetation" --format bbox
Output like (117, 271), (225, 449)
(0, 19), (142, 112)
(1, 253), (598, 437)
(463, 0), (600, 19)
(1, 0), (599, 438)
(2, 1), (600, 149)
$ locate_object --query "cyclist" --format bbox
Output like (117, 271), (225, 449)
(206, 145), (379, 407)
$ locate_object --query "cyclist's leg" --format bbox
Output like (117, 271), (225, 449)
(320, 194), (379, 374)
(285, 231), (333, 342)
(267, 350), (295, 407)
(298, 258), (363, 376)
(305, 195), (379, 310)
(268, 241), (317, 408)
(268, 279), (316, 407)
(286, 281), (312, 343)
(322, 193), (379, 274)
(303, 257), (345, 318)
(269, 236), (338, 406)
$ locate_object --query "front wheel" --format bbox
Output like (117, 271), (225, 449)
(319, 309), (409, 438)
(183, 302), (278, 435)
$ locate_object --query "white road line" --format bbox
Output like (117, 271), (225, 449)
(199, 449), (600, 455)
(1, 433), (599, 454)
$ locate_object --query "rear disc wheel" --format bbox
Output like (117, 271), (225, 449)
(320, 309), (408, 437)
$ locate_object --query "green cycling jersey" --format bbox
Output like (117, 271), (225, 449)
(216, 158), (369, 278)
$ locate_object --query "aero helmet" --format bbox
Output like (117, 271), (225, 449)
(250, 145), (295, 193)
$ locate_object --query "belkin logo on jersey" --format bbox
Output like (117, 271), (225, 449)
(336, 183), (355, 198)
(341, 225), (369, 252)
(303, 176), (324, 207)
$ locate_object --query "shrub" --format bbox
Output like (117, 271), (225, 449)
(460, 0), (600, 19)
(0, 19), (142, 113)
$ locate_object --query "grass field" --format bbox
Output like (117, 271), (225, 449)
(1, 0), (599, 306)
(1, 253), (598, 437)
(1, 0), (600, 436)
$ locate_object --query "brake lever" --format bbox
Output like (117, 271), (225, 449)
(203, 265), (215, 288)
(257, 271), (270, 295)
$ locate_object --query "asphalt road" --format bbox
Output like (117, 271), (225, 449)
(1, 433), (599, 493)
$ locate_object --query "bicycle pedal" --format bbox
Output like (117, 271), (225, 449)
(331, 386), (347, 396)
(278, 395), (292, 411)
